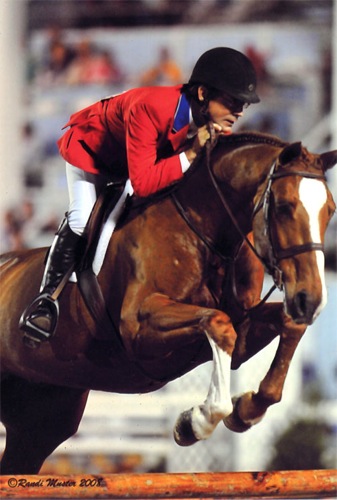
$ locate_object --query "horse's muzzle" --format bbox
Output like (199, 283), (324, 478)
(286, 289), (322, 325)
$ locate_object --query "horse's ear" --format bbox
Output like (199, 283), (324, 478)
(320, 150), (337, 172)
(279, 142), (302, 165)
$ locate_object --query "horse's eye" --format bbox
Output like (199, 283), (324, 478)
(275, 202), (293, 217)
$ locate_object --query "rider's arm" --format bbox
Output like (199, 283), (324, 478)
(125, 102), (189, 197)
(126, 105), (212, 198)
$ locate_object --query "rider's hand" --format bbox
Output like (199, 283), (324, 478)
(185, 124), (223, 163)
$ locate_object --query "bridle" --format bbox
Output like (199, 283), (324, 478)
(171, 135), (327, 298)
(252, 161), (326, 288)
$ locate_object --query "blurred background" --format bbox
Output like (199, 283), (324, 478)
(0, 0), (336, 474)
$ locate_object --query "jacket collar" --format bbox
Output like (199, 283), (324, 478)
(172, 92), (191, 133)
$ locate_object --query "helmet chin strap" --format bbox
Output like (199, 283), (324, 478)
(199, 86), (211, 122)
(200, 102), (211, 122)
(191, 97), (210, 127)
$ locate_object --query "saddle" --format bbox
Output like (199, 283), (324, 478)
(76, 181), (128, 341)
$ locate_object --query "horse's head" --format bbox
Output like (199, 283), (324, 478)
(253, 142), (337, 325)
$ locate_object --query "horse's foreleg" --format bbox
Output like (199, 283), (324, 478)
(0, 376), (89, 474)
(174, 332), (233, 446)
(232, 302), (286, 369)
(225, 316), (306, 432)
(123, 293), (237, 446)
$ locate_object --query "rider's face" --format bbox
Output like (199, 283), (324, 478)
(198, 87), (247, 135)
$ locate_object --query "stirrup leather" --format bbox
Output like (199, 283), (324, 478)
(19, 293), (59, 344)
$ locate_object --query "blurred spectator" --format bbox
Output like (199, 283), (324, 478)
(90, 454), (118, 474)
(40, 455), (78, 475)
(60, 39), (92, 85)
(36, 27), (75, 86)
(244, 44), (272, 98)
(48, 40), (75, 78)
(245, 45), (270, 85)
(66, 40), (125, 86)
(0, 210), (25, 252)
(22, 122), (45, 188)
(1, 201), (37, 252)
(87, 49), (125, 85)
(19, 200), (41, 248)
(0, 200), (59, 253)
(139, 47), (182, 86)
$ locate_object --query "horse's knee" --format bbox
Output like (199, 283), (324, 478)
(201, 312), (236, 352)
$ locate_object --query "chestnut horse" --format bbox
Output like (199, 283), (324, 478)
(0, 133), (336, 474)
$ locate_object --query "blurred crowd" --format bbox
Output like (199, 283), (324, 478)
(27, 24), (276, 90)
(29, 26), (185, 89)
(33, 33), (125, 88)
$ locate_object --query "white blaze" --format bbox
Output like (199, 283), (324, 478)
(299, 178), (327, 317)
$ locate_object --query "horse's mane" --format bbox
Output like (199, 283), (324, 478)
(218, 131), (288, 149)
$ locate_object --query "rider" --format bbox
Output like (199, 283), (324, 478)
(19, 46), (260, 344)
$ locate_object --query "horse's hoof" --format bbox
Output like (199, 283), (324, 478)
(223, 397), (252, 433)
(173, 409), (199, 446)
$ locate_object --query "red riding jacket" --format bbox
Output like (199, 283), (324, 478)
(57, 85), (193, 197)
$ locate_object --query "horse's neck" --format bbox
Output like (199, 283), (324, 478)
(194, 139), (285, 247)
(214, 142), (282, 195)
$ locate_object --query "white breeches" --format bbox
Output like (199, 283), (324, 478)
(65, 163), (134, 242)
(66, 162), (109, 235)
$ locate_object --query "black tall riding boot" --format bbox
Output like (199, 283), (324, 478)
(19, 216), (84, 346)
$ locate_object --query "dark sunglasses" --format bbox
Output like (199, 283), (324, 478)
(215, 94), (250, 112)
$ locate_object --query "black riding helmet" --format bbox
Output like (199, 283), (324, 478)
(189, 47), (260, 104)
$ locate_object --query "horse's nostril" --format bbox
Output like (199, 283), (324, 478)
(295, 291), (308, 316)
(293, 290), (318, 323)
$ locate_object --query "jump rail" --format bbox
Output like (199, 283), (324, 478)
(0, 469), (336, 499)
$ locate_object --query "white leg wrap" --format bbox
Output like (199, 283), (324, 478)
(191, 334), (233, 440)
